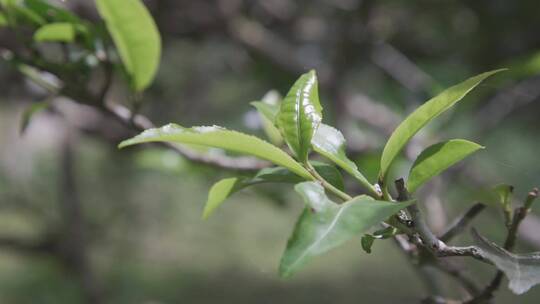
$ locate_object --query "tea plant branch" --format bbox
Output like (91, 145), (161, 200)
(440, 203), (486, 243)
(396, 178), (440, 250)
(394, 178), (488, 263)
(466, 188), (539, 304)
(3, 50), (270, 171)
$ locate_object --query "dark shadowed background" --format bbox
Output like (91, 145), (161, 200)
(1, 0), (540, 303)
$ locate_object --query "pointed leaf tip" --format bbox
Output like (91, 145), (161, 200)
(379, 69), (505, 183)
(119, 124), (312, 179)
(96, 0), (161, 91)
(407, 139), (484, 193)
(276, 70), (322, 161)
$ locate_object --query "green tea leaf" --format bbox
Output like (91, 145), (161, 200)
(251, 90), (283, 146)
(23, 0), (79, 23)
(276, 70), (322, 162)
(379, 69), (505, 183)
(203, 177), (245, 219)
(312, 124), (377, 196)
(361, 235), (375, 254)
(493, 184), (514, 207)
(34, 22), (75, 42)
(19, 100), (49, 134)
(279, 182), (414, 278)
(361, 226), (396, 254)
(407, 139), (484, 193)
(201, 163), (343, 219)
(119, 124), (312, 180)
(11, 3), (46, 25)
(0, 12), (7, 26)
(473, 229), (540, 294)
(493, 183), (514, 226)
(96, 0), (161, 91)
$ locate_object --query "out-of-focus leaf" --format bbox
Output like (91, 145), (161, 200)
(493, 183), (514, 225)
(24, 0), (80, 23)
(251, 91), (280, 122)
(276, 70), (322, 162)
(96, 0), (161, 91)
(34, 22), (75, 42)
(407, 139), (483, 193)
(133, 149), (186, 173)
(203, 178), (245, 220)
(251, 90), (283, 146)
(119, 124), (312, 180)
(19, 100), (49, 134)
(493, 184), (513, 207)
(12, 4), (46, 25)
(279, 182), (414, 278)
(379, 69), (505, 183)
(0, 12), (7, 26)
(201, 162), (343, 219)
(473, 229), (540, 295)
(312, 123), (377, 196)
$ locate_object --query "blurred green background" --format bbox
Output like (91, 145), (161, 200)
(1, 0), (540, 303)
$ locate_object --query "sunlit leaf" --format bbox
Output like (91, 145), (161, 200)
(312, 124), (377, 196)
(407, 139), (483, 193)
(473, 229), (540, 294)
(34, 22), (75, 42)
(279, 182), (414, 278)
(96, 0), (161, 91)
(119, 124), (312, 180)
(379, 69), (505, 183)
(201, 163), (343, 219)
(276, 70), (322, 162)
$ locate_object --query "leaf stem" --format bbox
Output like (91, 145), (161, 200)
(305, 161), (352, 201)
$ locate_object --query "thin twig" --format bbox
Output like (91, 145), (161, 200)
(305, 161), (351, 201)
(395, 178), (489, 264)
(440, 203), (486, 243)
(8, 55), (269, 171)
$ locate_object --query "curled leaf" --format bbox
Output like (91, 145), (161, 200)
(473, 229), (540, 294)
(276, 70), (322, 162)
